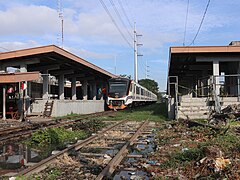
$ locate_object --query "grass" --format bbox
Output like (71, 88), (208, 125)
(93, 103), (168, 122)
(16, 167), (61, 180)
(154, 120), (240, 179)
(161, 147), (205, 169)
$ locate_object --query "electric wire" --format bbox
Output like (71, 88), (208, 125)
(189, 0), (211, 46)
(109, 0), (133, 40)
(138, 57), (145, 79)
(183, 0), (190, 46)
(99, 0), (133, 48)
(0, 46), (11, 52)
(117, 0), (133, 29)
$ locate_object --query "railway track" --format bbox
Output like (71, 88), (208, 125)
(12, 120), (156, 179)
(0, 111), (116, 145)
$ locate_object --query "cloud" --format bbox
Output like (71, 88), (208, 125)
(65, 46), (113, 60)
(0, 40), (40, 52)
(0, 5), (59, 36)
(0, 1), (231, 50)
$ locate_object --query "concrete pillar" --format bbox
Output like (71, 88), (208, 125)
(92, 82), (97, 100)
(213, 60), (220, 95)
(2, 85), (6, 120)
(82, 80), (88, 100)
(20, 64), (28, 96)
(71, 77), (77, 100)
(19, 64), (28, 120)
(238, 62), (240, 101)
(42, 70), (49, 99)
(27, 82), (32, 114)
(59, 74), (64, 100)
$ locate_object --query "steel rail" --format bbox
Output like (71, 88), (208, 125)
(0, 111), (116, 144)
(96, 120), (149, 179)
(16, 119), (127, 177)
(0, 111), (115, 136)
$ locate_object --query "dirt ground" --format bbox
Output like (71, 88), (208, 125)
(146, 119), (240, 179)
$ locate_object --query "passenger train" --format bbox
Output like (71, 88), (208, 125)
(107, 77), (157, 110)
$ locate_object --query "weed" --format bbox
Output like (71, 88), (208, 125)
(161, 147), (204, 169)
(25, 127), (87, 154)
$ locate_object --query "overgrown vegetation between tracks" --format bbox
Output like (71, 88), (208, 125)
(91, 103), (168, 122)
(24, 119), (105, 158)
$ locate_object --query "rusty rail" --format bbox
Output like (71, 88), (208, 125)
(16, 119), (127, 177)
(0, 111), (116, 144)
(96, 120), (149, 179)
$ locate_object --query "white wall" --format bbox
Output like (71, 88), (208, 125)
(30, 100), (105, 117)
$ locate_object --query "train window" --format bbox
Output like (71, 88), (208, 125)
(109, 82), (128, 93)
(136, 86), (140, 94)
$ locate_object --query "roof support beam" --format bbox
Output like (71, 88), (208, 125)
(30, 64), (60, 71)
(0, 58), (40, 68)
(50, 69), (74, 76)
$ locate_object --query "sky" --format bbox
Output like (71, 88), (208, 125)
(0, 0), (240, 92)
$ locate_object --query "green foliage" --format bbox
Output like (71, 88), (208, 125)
(174, 148), (204, 162)
(211, 132), (240, 153)
(161, 147), (204, 169)
(26, 127), (87, 150)
(138, 78), (159, 95)
(45, 168), (61, 180)
(74, 119), (106, 133)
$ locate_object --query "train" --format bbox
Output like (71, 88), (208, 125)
(106, 77), (157, 110)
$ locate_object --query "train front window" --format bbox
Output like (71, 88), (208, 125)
(109, 82), (127, 93)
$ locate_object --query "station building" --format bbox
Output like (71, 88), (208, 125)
(168, 41), (240, 119)
(0, 45), (117, 120)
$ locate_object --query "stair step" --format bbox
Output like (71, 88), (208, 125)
(43, 101), (54, 117)
(178, 114), (209, 119)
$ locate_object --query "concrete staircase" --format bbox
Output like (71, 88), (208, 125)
(177, 97), (211, 119)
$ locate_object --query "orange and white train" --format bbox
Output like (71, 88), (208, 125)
(107, 77), (157, 110)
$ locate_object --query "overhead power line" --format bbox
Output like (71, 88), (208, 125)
(109, 0), (133, 40)
(117, 0), (133, 29)
(99, 0), (133, 48)
(189, 0), (211, 46)
(183, 0), (190, 46)
(0, 46), (11, 52)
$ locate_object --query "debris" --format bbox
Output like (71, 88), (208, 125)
(9, 177), (16, 180)
(130, 175), (144, 180)
(203, 146), (223, 158)
(181, 148), (189, 152)
(102, 154), (112, 164)
(214, 157), (231, 172)
(172, 144), (181, 147)
(52, 150), (61, 155)
(200, 157), (207, 164)
(147, 160), (158, 165)
(210, 104), (240, 124)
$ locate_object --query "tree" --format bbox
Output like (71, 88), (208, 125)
(138, 79), (159, 95)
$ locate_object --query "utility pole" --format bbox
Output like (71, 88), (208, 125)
(134, 23), (137, 82)
(114, 54), (117, 74)
(134, 22), (143, 83)
(58, 0), (64, 48)
(145, 60), (149, 79)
